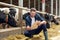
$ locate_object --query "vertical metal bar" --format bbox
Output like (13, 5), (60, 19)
(18, 0), (23, 34)
(50, 0), (53, 26)
(18, 8), (23, 34)
(42, 0), (45, 12)
(34, 0), (36, 8)
(10, 0), (12, 4)
(56, 0), (57, 16)
(18, 0), (23, 7)
(58, 0), (59, 16)
(29, 0), (30, 8)
(18, 0), (23, 27)
(59, 0), (60, 16)
(38, 0), (40, 11)
(51, 0), (53, 15)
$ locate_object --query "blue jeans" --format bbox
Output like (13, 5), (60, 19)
(24, 24), (47, 38)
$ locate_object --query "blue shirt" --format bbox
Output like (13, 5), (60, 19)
(25, 13), (45, 27)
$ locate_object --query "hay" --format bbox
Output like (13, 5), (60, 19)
(2, 23), (60, 40)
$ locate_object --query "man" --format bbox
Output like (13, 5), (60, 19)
(24, 8), (48, 40)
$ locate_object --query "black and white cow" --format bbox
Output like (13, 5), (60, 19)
(0, 8), (18, 28)
(44, 13), (59, 25)
(8, 8), (17, 27)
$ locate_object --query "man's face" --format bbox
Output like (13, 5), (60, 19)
(30, 11), (36, 17)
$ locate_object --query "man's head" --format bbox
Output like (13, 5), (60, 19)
(30, 8), (36, 17)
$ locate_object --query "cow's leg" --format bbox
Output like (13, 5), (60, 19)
(2, 23), (6, 29)
(7, 24), (9, 28)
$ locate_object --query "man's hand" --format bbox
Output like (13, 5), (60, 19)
(36, 21), (41, 26)
(31, 21), (41, 30)
(26, 26), (31, 30)
(41, 21), (46, 24)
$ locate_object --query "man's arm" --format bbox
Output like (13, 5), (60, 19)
(25, 18), (31, 30)
(37, 14), (45, 21)
(35, 21), (46, 26)
(37, 14), (46, 25)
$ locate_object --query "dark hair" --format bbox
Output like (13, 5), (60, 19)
(30, 8), (36, 12)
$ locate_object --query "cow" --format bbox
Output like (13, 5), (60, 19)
(50, 15), (59, 25)
(44, 13), (59, 25)
(0, 8), (18, 28)
(7, 8), (17, 27)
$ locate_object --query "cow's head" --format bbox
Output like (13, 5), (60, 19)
(9, 8), (16, 17)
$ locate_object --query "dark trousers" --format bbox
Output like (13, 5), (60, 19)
(24, 24), (47, 38)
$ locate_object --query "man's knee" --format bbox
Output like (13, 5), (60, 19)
(24, 31), (33, 38)
(41, 24), (47, 31)
(32, 24), (47, 35)
(24, 31), (31, 36)
(24, 31), (29, 35)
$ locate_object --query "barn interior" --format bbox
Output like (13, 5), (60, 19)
(0, 0), (60, 40)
